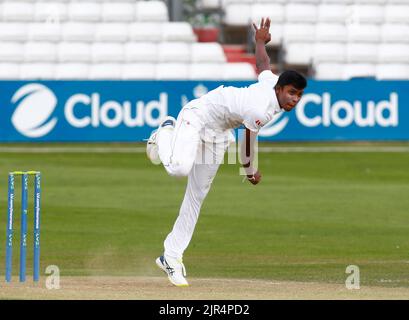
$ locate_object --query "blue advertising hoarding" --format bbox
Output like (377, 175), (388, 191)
(0, 80), (408, 142)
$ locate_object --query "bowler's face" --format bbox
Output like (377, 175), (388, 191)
(277, 85), (304, 112)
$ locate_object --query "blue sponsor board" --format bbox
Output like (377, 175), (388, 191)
(0, 80), (408, 142)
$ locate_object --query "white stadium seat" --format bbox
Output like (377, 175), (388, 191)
(62, 23), (96, 42)
(29, 23), (61, 42)
(255, 0), (285, 2)
(136, 1), (168, 22)
(0, 63), (20, 79)
(315, 23), (347, 42)
(55, 63), (89, 79)
(95, 23), (128, 42)
(0, 43), (24, 62)
(129, 23), (163, 42)
(317, 5), (348, 23)
(347, 24), (380, 43)
(285, 43), (314, 65)
(34, 2), (68, 22)
(162, 22), (196, 42)
(189, 63), (224, 80)
(283, 23), (316, 43)
(313, 43), (346, 63)
(224, 4), (251, 26)
(314, 63), (344, 80)
(286, 4), (317, 23)
(267, 24), (283, 46)
(222, 0), (254, 3)
(191, 43), (226, 63)
(355, 0), (385, 4)
(91, 0), (136, 1)
(68, 2), (101, 22)
(158, 42), (191, 62)
(384, 5), (409, 23)
(2, 1), (34, 21)
(89, 63), (122, 79)
(347, 43), (378, 63)
(156, 63), (189, 80)
(376, 64), (409, 80)
(343, 63), (376, 79)
(252, 4), (285, 24)
(223, 63), (256, 80)
(0, 0), (406, 81)
(378, 44), (409, 63)
(381, 24), (409, 43)
(121, 63), (156, 80)
(26, 0), (69, 2)
(101, 2), (135, 22)
(24, 42), (57, 62)
(319, 0), (352, 3)
(58, 42), (91, 62)
(347, 5), (383, 24)
(124, 42), (158, 62)
(0, 23), (27, 41)
(287, 0), (320, 3)
(20, 63), (55, 79)
(198, 0), (222, 10)
(92, 43), (124, 62)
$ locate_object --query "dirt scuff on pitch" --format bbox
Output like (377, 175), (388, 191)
(1, 276), (408, 300)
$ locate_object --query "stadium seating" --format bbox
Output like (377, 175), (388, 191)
(95, 23), (129, 42)
(124, 42), (158, 62)
(0, 23), (27, 41)
(156, 63), (190, 80)
(222, 62), (258, 80)
(189, 63), (224, 80)
(162, 22), (197, 42)
(376, 64), (409, 80)
(158, 42), (191, 62)
(89, 63), (122, 79)
(101, 2), (136, 22)
(58, 42), (91, 62)
(0, 0), (408, 80)
(55, 63), (89, 79)
(1, 2), (35, 21)
(0, 42), (24, 62)
(313, 43), (346, 63)
(315, 23), (347, 42)
(0, 0), (256, 80)
(62, 22), (96, 42)
(121, 63), (156, 80)
(191, 43), (226, 63)
(129, 22), (163, 42)
(221, 0), (409, 80)
(0, 63), (20, 79)
(69, 2), (101, 22)
(25, 42), (57, 62)
(20, 63), (55, 79)
(29, 22), (61, 41)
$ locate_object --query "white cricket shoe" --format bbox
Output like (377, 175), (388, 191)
(156, 255), (189, 287)
(146, 116), (176, 164)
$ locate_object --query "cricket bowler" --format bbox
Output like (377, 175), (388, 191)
(147, 17), (307, 286)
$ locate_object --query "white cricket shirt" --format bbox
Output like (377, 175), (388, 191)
(197, 70), (283, 133)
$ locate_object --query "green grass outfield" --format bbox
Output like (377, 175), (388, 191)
(0, 142), (408, 288)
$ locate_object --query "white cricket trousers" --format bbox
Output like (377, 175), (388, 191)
(157, 106), (227, 260)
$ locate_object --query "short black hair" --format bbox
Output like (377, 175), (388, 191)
(276, 70), (307, 90)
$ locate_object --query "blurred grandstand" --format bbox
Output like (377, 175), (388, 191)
(0, 0), (407, 80)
